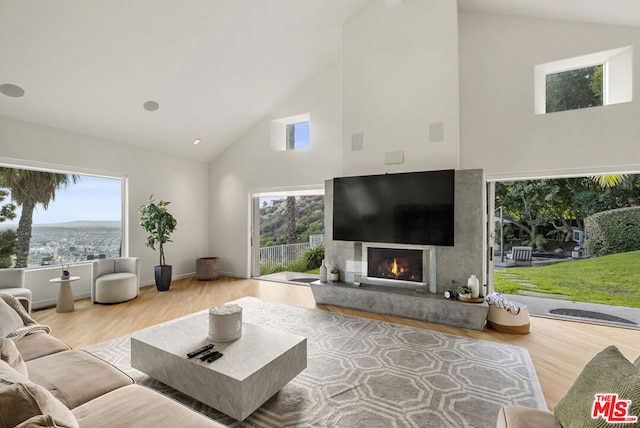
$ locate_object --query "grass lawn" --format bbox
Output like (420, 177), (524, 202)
(494, 250), (640, 308)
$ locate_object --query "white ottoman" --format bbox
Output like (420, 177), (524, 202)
(487, 301), (530, 334)
(95, 272), (138, 304)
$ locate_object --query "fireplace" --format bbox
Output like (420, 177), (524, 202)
(360, 244), (434, 292)
(368, 247), (423, 283)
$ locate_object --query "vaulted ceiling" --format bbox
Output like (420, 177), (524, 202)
(0, 0), (637, 161)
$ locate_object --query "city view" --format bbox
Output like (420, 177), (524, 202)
(0, 221), (122, 268)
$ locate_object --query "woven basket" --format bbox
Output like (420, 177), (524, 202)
(196, 257), (220, 281)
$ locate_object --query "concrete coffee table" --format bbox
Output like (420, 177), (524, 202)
(130, 311), (306, 421)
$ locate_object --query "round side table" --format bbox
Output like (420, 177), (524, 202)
(49, 276), (80, 313)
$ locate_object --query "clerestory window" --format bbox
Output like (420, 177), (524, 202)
(271, 113), (310, 151)
(534, 46), (632, 115)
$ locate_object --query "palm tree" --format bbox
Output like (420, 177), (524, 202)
(590, 174), (627, 188)
(285, 196), (297, 245)
(0, 168), (78, 268)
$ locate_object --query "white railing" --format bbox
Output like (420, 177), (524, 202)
(259, 235), (325, 268)
(309, 234), (325, 248)
(260, 242), (310, 267)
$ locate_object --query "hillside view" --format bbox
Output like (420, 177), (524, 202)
(259, 196), (324, 247)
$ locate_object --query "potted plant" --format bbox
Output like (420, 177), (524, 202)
(456, 285), (472, 300)
(139, 195), (177, 291)
(330, 268), (339, 282)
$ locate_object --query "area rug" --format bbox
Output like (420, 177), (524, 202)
(84, 297), (546, 427)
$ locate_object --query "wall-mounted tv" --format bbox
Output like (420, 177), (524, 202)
(332, 170), (455, 246)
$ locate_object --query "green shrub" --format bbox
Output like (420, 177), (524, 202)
(260, 264), (286, 276)
(303, 244), (324, 270)
(259, 256), (316, 276)
(585, 207), (640, 256)
(287, 257), (310, 272)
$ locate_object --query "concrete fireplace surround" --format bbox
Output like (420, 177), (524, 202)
(317, 169), (488, 330)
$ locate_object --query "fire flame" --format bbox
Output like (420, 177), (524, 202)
(391, 258), (399, 277)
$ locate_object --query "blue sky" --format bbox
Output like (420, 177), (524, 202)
(2, 175), (122, 225)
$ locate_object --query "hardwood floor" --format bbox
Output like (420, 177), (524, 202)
(32, 276), (640, 411)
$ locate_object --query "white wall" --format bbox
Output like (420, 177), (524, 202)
(342, 0), (460, 176)
(459, 12), (640, 177)
(0, 116), (209, 307)
(208, 63), (344, 277)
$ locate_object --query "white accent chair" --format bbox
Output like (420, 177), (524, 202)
(0, 268), (31, 313)
(91, 258), (140, 304)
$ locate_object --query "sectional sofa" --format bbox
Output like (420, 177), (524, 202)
(0, 293), (225, 428)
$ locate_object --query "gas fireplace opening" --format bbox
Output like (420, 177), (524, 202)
(367, 247), (424, 283)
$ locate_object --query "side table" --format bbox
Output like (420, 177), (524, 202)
(49, 276), (80, 313)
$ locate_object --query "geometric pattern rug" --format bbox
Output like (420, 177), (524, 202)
(83, 297), (547, 428)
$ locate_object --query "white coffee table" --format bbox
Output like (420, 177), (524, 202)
(130, 311), (307, 421)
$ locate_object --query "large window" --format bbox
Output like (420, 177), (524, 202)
(0, 166), (124, 269)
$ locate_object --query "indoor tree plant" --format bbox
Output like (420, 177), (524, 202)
(139, 195), (177, 291)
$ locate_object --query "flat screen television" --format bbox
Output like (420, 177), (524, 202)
(332, 170), (455, 246)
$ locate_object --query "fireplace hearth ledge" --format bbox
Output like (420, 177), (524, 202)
(310, 281), (488, 331)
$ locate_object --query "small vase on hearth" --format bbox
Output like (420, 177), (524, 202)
(319, 260), (328, 283)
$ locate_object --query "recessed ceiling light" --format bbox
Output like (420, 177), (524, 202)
(143, 100), (159, 112)
(0, 83), (25, 98)
(193, 139), (201, 145)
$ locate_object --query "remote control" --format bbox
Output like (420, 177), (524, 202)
(187, 344), (214, 358)
(199, 350), (218, 361)
(207, 352), (223, 363)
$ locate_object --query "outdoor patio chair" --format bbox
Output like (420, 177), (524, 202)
(510, 246), (532, 266)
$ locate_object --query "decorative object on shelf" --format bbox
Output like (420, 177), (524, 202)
(468, 274), (480, 298)
(139, 195), (177, 292)
(329, 268), (339, 282)
(319, 259), (327, 283)
(208, 304), (243, 342)
(456, 285), (472, 300)
(60, 259), (71, 280)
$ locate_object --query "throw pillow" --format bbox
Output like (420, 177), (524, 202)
(0, 337), (28, 377)
(0, 361), (79, 428)
(0, 296), (24, 337)
(554, 345), (640, 428)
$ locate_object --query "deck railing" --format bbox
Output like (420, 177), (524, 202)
(259, 235), (324, 268)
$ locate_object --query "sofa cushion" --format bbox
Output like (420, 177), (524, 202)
(0, 296), (24, 337)
(15, 333), (71, 362)
(15, 415), (77, 428)
(94, 272), (138, 303)
(72, 384), (226, 428)
(496, 405), (561, 428)
(0, 360), (78, 428)
(554, 345), (640, 428)
(0, 337), (28, 377)
(26, 350), (133, 409)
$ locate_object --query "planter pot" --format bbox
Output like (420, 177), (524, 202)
(329, 273), (339, 282)
(196, 257), (220, 281)
(154, 265), (172, 291)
